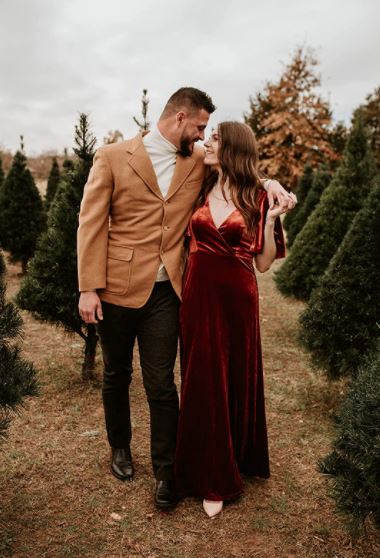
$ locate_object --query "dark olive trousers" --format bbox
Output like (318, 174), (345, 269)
(97, 281), (180, 481)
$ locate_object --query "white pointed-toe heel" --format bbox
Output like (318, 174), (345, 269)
(203, 499), (223, 518)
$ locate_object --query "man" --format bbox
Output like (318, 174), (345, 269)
(78, 87), (296, 509)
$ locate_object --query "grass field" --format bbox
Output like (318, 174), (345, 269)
(0, 258), (378, 558)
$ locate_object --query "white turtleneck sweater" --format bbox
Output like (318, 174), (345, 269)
(143, 126), (178, 282)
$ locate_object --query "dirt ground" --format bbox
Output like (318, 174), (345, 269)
(0, 259), (379, 558)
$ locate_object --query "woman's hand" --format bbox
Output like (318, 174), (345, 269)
(264, 179), (297, 211)
(266, 202), (288, 224)
(255, 202), (288, 273)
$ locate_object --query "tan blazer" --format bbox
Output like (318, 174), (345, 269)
(77, 133), (205, 308)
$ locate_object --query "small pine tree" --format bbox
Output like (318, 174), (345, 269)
(0, 157), (4, 246)
(0, 138), (46, 273)
(62, 148), (75, 175)
(283, 164), (314, 232)
(44, 157), (61, 212)
(328, 121), (348, 161)
(298, 177), (380, 379)
(0, 156), (4, 188)
(354, 86), (380, 168)
(286, 165), (332, 248)
(319, 351), (380, 533)
(0, 251), (38, 438)
(133, 88), (150, 131)
(274, 116), (376, 300)
(17, 115), (98, 380)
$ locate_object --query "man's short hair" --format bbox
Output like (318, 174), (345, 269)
(161, 87), (216, 117)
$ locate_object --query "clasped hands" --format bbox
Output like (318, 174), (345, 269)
(266, 179), (297, 212)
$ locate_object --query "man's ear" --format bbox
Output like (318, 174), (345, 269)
(176, 111), (187, 126)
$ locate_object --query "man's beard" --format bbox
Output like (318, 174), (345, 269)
(179, 136), (194, 157)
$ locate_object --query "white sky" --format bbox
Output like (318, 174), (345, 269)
(0, 0), (379, 154)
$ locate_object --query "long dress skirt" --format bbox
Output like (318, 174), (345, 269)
(174, 191), (285, 501)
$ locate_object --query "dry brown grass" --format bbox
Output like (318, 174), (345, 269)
(0, 259), (379, 558)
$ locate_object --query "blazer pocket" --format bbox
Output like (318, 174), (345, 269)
(105, 244), (134, 294)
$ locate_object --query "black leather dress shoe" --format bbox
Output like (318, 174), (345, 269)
(154, 480), (178, 510)
(110, 447), (133, 481)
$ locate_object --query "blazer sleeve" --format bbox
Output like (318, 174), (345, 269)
(250, 190), (286, 259)
(77, 148), (114, 291)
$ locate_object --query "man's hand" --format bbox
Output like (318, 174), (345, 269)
(264, 179), (297, 211)
(79, 291), (103, 324)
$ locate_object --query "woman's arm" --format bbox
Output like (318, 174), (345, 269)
(254, 216), (278, 273)
(254, 201), (287, 272)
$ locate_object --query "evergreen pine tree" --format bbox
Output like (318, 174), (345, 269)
(319, 351), (380, 533)
(283, 164), (314, 232)
(0, 250), (38, 438)
(133, 88), (150, 131)
(354, 86), (380, 168)
(62, 148), (75, 175)
(274, 116), (376, 300)
(44, 157), (61, 212)
(328, 121), (348, 161)
(0, 138), (46, 273)
(298, 177), (380, 379)
(17, 115), (98, 380)
(0, 157), (5, 247)
(0, 156), (4, 188)
(286, 165), (332, 248)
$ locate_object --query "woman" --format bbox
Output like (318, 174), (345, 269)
(174, 122), (287, 517)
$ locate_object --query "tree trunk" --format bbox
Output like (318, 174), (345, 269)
(21, 258), (28, 275)
(81, 324), (98, 381)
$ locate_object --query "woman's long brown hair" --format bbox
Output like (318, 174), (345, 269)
(199, 122), (262, 236)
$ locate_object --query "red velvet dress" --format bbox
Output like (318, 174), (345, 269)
(175, 190), (285, 501)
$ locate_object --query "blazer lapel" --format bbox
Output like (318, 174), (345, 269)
(127, 135), (163, 200)
(166, 155), (195, 201)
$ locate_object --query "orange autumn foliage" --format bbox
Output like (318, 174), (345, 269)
(245, 47), (339, 188)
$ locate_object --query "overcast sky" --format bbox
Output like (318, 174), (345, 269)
(0, 0), (379, 154)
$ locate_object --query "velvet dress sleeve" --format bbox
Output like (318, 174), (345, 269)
(184, 221), (199, 255)
(250, 190), (286, 258)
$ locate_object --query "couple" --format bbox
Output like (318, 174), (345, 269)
(78, 87), (294, 518)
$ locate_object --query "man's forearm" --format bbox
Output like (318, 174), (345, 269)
(260, 178), (272, 191)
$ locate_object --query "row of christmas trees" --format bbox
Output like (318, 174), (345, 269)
(276, 113), (379, 533)
(0, 141), (43, 438)
(0, 115), (99, 439)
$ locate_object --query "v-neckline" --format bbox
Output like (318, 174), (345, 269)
(206, 197), (238, 231)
